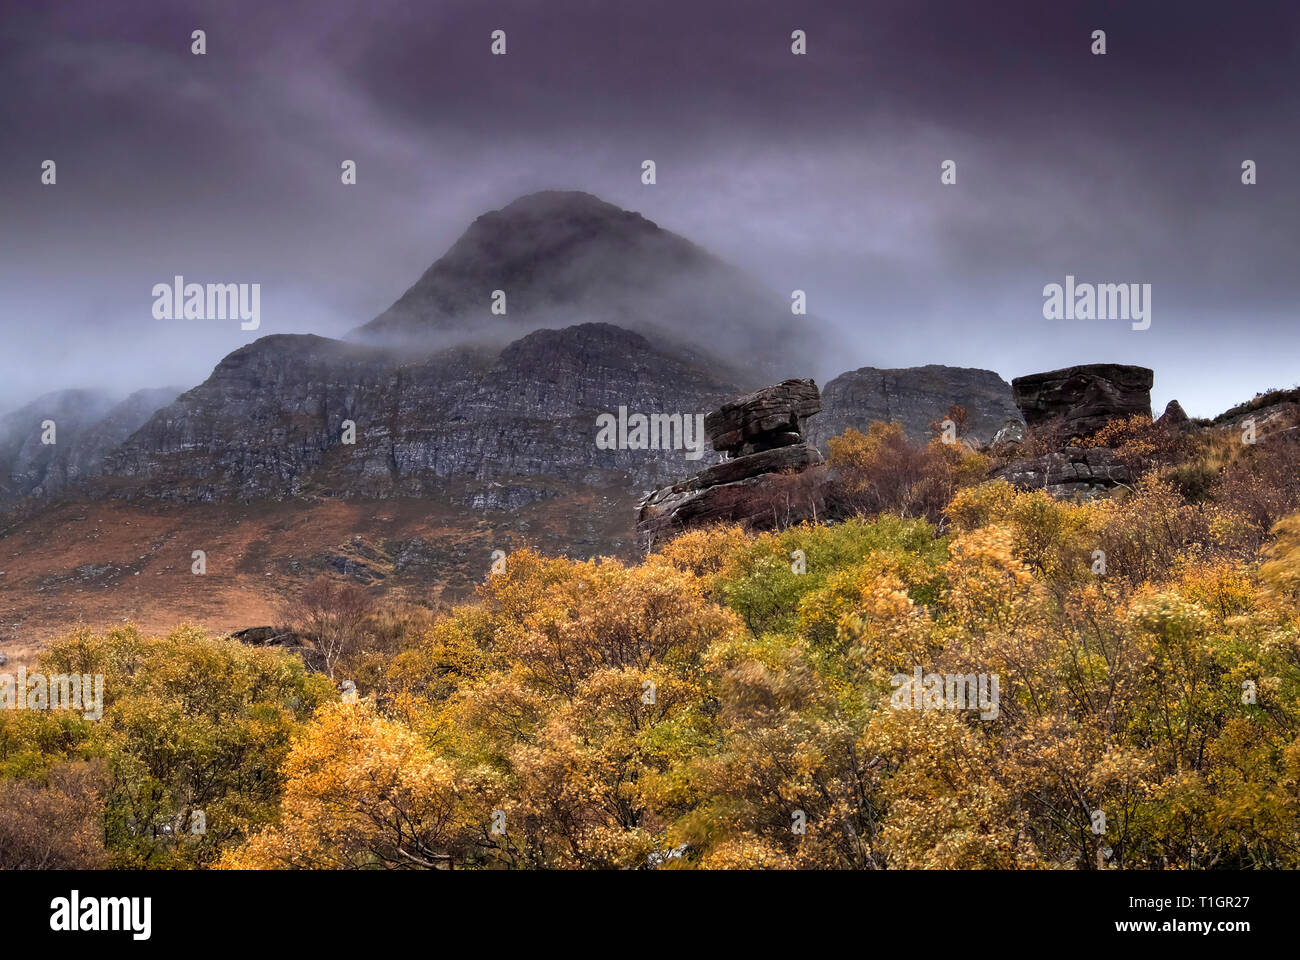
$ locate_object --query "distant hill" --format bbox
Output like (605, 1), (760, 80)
(0, 191), (1046, 645)
(0, 388), (181, 501)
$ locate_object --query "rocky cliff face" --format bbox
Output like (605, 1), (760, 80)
(47, 388), (184, 496)
(808, 364), (1021, 449)
(4, 338), (1037, 530)
(106, 324), (740, 504)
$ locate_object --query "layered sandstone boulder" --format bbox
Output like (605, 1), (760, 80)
(996, 364), (1153, 498)
(1011, 364), (1153, 438)
(638, 380), (826, 547)
(704, 379), (822, 455)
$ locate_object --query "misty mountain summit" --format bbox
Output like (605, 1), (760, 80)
(0, 188), (1033, 526)
(349, 190), (814, 383)
(0, 190), (1032, 521)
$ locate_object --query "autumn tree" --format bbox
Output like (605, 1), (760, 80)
(220, 702), (464, 869)
(35, 623), (333, 868)
(281, 576), (377, 679)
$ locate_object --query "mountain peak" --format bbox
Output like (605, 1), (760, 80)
(348, 190), (816, 383)
(486, 189), (647, 223)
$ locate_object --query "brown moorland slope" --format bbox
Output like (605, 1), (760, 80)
(0, 481), (638, 648)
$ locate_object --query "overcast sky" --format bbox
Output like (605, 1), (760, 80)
(2, 0), (1297, 417)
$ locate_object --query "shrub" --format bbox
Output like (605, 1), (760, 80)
(0, 761), (109, 869)
(1085, 413), (1191, 479)
(827, 422), (988, 524)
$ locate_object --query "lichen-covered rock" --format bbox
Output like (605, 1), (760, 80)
(990, 419), (1026, 448)
(636, 466), (827, 548)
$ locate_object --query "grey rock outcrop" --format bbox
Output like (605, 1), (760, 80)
(990, 419), (1026, 448)
(1011, 364), (1153, 438)
(1156, 399), (1189, 427)
(993, 364), (1154, 499)
(992, 446), (1130, 498)
(808, 365), (1021, 450)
